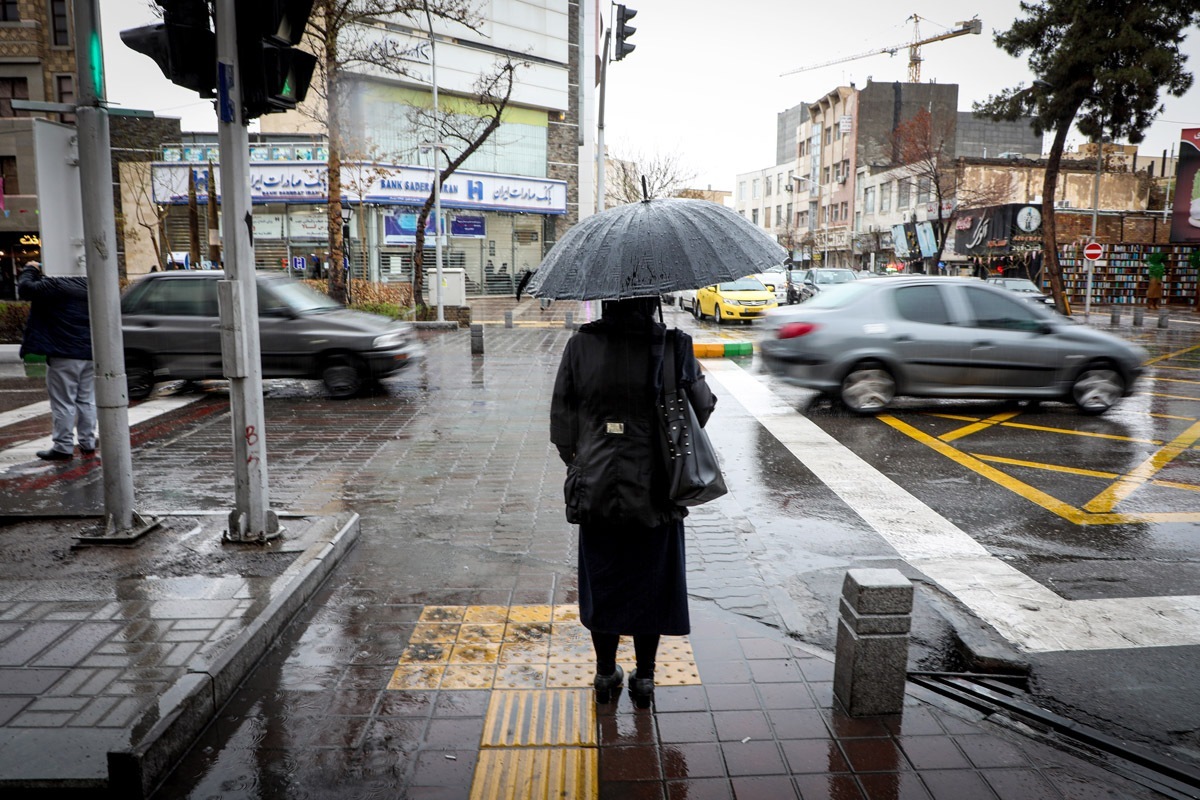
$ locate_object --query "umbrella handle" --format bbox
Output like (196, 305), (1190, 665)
(641, 175), (649, 202)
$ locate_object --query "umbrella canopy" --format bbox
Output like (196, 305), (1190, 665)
(526, 198), (789, 300)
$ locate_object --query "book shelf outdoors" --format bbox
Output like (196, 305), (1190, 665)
(1056, 243), (1199, 306)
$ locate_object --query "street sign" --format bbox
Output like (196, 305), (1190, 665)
(1083, 241), (1104, 261)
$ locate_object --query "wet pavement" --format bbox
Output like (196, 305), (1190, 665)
(0, 302), (1198, 797)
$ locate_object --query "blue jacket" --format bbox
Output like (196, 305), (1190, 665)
(18, 265), (92, 360)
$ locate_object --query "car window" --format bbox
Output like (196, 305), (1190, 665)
(893, 285), (951, 325)
(137, 278), (218, 316)
(718, 278), (767, 292)
(268, 279), (343, 312)
(814, 270), (856, 284)
(802, 281), (872, 308)
(963, 286), (1043, 331)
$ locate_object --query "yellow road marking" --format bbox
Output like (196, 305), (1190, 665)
(1084, 420), (1200, 512)
(940, 411), (1021, 442)
(1146, 342), (1200, 365)
(972, 453), (1118, 480)
(1135, 391), (1200, 402)
(1148, 376), (1200, 386)
(926, 412), (1161, 445)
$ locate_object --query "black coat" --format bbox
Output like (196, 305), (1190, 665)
(550, 316), (715, 527)
(551, 307), (716, 636)
(18, 266), (92, 361)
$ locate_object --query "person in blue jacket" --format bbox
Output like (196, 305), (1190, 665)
(18, 261), (97, 461)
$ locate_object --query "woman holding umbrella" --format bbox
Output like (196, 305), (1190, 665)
(550, 295), (716, 705)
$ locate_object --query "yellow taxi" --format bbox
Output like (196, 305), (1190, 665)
(694, 277), (778, 324)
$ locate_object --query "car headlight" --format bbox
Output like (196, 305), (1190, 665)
(372, 331), (409, 349)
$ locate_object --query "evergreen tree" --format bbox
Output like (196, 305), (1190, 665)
(974, 0), (1199, 314)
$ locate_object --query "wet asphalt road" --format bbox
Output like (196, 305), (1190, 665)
(7, 303), (1200, 788)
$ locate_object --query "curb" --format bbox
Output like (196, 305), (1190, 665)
(105, 513), (361, 799)
(694, 341), (754, 358)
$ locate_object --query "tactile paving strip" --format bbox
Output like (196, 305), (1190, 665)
(482, 689), (595, 747)
(388, 604), (700, 691)
(470, 747), (597, 800)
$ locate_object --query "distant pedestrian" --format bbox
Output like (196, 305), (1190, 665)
(17, 261), (97, 461)
(550, 296), (717, 706)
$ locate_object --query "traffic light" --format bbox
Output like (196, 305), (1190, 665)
(236, 0), (318, 120)
(614, 5), (637, 61)
(120, 0), (216, 97)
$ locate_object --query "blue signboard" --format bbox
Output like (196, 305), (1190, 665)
(383, 212), (439, 245)
(450, 215), (486, 238)
(291, 256), (307, 272)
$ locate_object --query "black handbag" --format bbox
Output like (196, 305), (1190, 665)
(660, 329), (728, 506)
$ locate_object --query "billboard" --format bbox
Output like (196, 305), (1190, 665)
(1170, 128), (1200, 243)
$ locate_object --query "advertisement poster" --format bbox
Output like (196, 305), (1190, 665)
(891, 224), (910, 258)
(915, 221), (938, 257)
(384, 212), (439, 245)
(450, 215), (486, 238)
(1170, 128), (1200, 243)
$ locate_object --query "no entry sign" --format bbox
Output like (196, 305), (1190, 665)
(1083, 241), (1104, 261)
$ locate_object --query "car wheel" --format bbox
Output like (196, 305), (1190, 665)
(126, 356), (155, 401)
(322, 356), (367, 399)
(1071, 365), (1124, 415)
(840, 363), (895, 415)
(691, 300), (701, 320)
(715, 306), (725, 325)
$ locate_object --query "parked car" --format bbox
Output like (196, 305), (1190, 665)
(796, 268), (860, 300)
(120, 271), (424, 400)
(785, 269), (812, 304)
(694, 277), (778, 323)
(669, 288), (698, 314)
(759, 276), (1146, 415)
(751, 266), (788, 304)
(985, 276), (1055, 306)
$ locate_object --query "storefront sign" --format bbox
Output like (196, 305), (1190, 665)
(252, 214), (285, 239)
(152, 162), (567, 215)
(1170, 127), (1200, 243)
(383, 212), (439, 245)
(288, 213), (328, 240)
(450, 215), (486, 237)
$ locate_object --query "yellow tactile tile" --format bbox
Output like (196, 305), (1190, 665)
(504, 622), (551, 643)
(653, 661), (702, 686)
(495, 663), (548, 689)
(506, 605), (554, 623)
(419, 605), (466, 623)
(499, 641), (550, 664)
(457, 623), (506, 644)
(470, 747), (597, 800)
(482, 689), (595, 747)
(410, 622), (460, 644)
(441, 664), (497, 689)
(551, 605), (580, 622)
(449, 642), (502, 664)
(546, 663), (594, 688)
(464, 605), (510, 623)
(386, 665), (443, 690)
(399, 643), (449, 663)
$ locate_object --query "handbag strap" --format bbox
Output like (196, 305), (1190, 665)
(662, 328), (678, 397)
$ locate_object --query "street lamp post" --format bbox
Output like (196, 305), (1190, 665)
(1087, 135), (1110, 321)
(422, 0), (444, 322)
(340, 205), (352, 304)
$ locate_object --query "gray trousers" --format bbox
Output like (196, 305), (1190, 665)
(46, 357), (97, 454)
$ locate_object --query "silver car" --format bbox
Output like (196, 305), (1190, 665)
(759, 277), (1146, 415)
(121, 271), (424, 399)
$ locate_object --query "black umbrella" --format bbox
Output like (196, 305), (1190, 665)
(526, 198), (788, 300)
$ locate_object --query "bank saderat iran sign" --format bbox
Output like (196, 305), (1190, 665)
(153, 162), (567, 216)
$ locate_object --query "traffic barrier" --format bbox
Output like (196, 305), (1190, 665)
(1133, 308), (1145, 327)
(504, 310), (513, 329)
(470, 323), (484, 355)
(1158, 311), (1169, 329)
(1110, 308), (1120, 326)
(834, 569), (913, 716)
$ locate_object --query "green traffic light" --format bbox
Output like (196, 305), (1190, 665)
(89, 29), (105, 99)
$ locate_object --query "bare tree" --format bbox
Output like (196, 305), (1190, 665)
(886, 108), (958, 264)
(120, 158), (176, 272)
(606, 147), (698, 205)
(304, 0), (479, 301)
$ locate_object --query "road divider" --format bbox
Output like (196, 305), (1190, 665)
(693, 341), (753, 358)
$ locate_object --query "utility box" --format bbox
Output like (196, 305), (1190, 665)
(433, 268), (466, 307)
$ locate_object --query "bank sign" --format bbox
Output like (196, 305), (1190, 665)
(152, 162), (568, 216)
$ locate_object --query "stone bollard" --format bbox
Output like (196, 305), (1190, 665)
(1110, 307), (1120, 326)
(1132, 308), (1144, 327)
(1158, 310), (1169, 329)
(833, 569), (913, 716)
(470, 323), (484, 355)
(564, 312), (574, 329)
(504, 310), (513, 329)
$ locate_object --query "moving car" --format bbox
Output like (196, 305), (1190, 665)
(759, 276), (1145, 415)
(785, 269), (811, 304)
(694, 277), (778, 323)
(985, 276), (1055, 306)
(121, 271), (424, 400)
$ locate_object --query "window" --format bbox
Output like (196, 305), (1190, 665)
(840, 202), (848, 221)
(785, 202), (792, 223)
(55, 75), (74, 123)
(897, 179), (910, 209)
(863, 187), (875, 213)
(139, 278), (219, 317)
(752, 208), (759, 225)
(50, 0), (70, 46)
(963, 286), (1042, 331)
(737, 181), (746, 201)
(764, 207), (772, 228)
(776, 205), (783, 227)
(0, 77), (29, 117)
(880, 183), (891, 213)
(824, 126), (831, 145)
(894, 285), (951, 324)
(0, 0), (19, 21)
(917, 178), (931, 204)
(0, 156), (18, 194)
(765, 177), (772, 196)
(822, 166), (830, 184)
(752, 178), (760, 199)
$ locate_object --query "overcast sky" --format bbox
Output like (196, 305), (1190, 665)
(102, 1), (1200, 191)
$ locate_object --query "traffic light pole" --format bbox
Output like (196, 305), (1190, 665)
(74, 0), (151, 538)
(596, 27), (610, 213)
(215, 0), (278, 542)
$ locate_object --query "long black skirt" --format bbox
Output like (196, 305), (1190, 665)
(577, 518), (690, 636)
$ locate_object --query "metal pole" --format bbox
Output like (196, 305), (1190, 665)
(423, 0), (444, 321)
(73, 0), (142, 535)
(596, 26), (611, 213)
(215, 0), (277, 541)
(1086, 136), (1103, 321)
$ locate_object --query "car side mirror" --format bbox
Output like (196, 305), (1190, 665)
(1038, 321), (1055, 335)
(262, 306), (297, 319)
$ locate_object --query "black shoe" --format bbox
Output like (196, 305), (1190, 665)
(36, 449), (73, 461)
(79, 447), (96, 455)
(593, 665), (624, 704)
(628, 669), (655, 708)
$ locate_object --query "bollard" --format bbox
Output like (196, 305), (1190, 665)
(470, 323), (484, 355)
(1158, 310), (1169, 329)
(564, 312), (574, 329)
(504, 310), (513, 329)
(1110, 307), (1120, 326)
(1132, 308), (1144, 327)
(833, 569), (913, 716)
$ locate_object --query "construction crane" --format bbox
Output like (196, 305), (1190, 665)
(781, 15), (982, 83)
